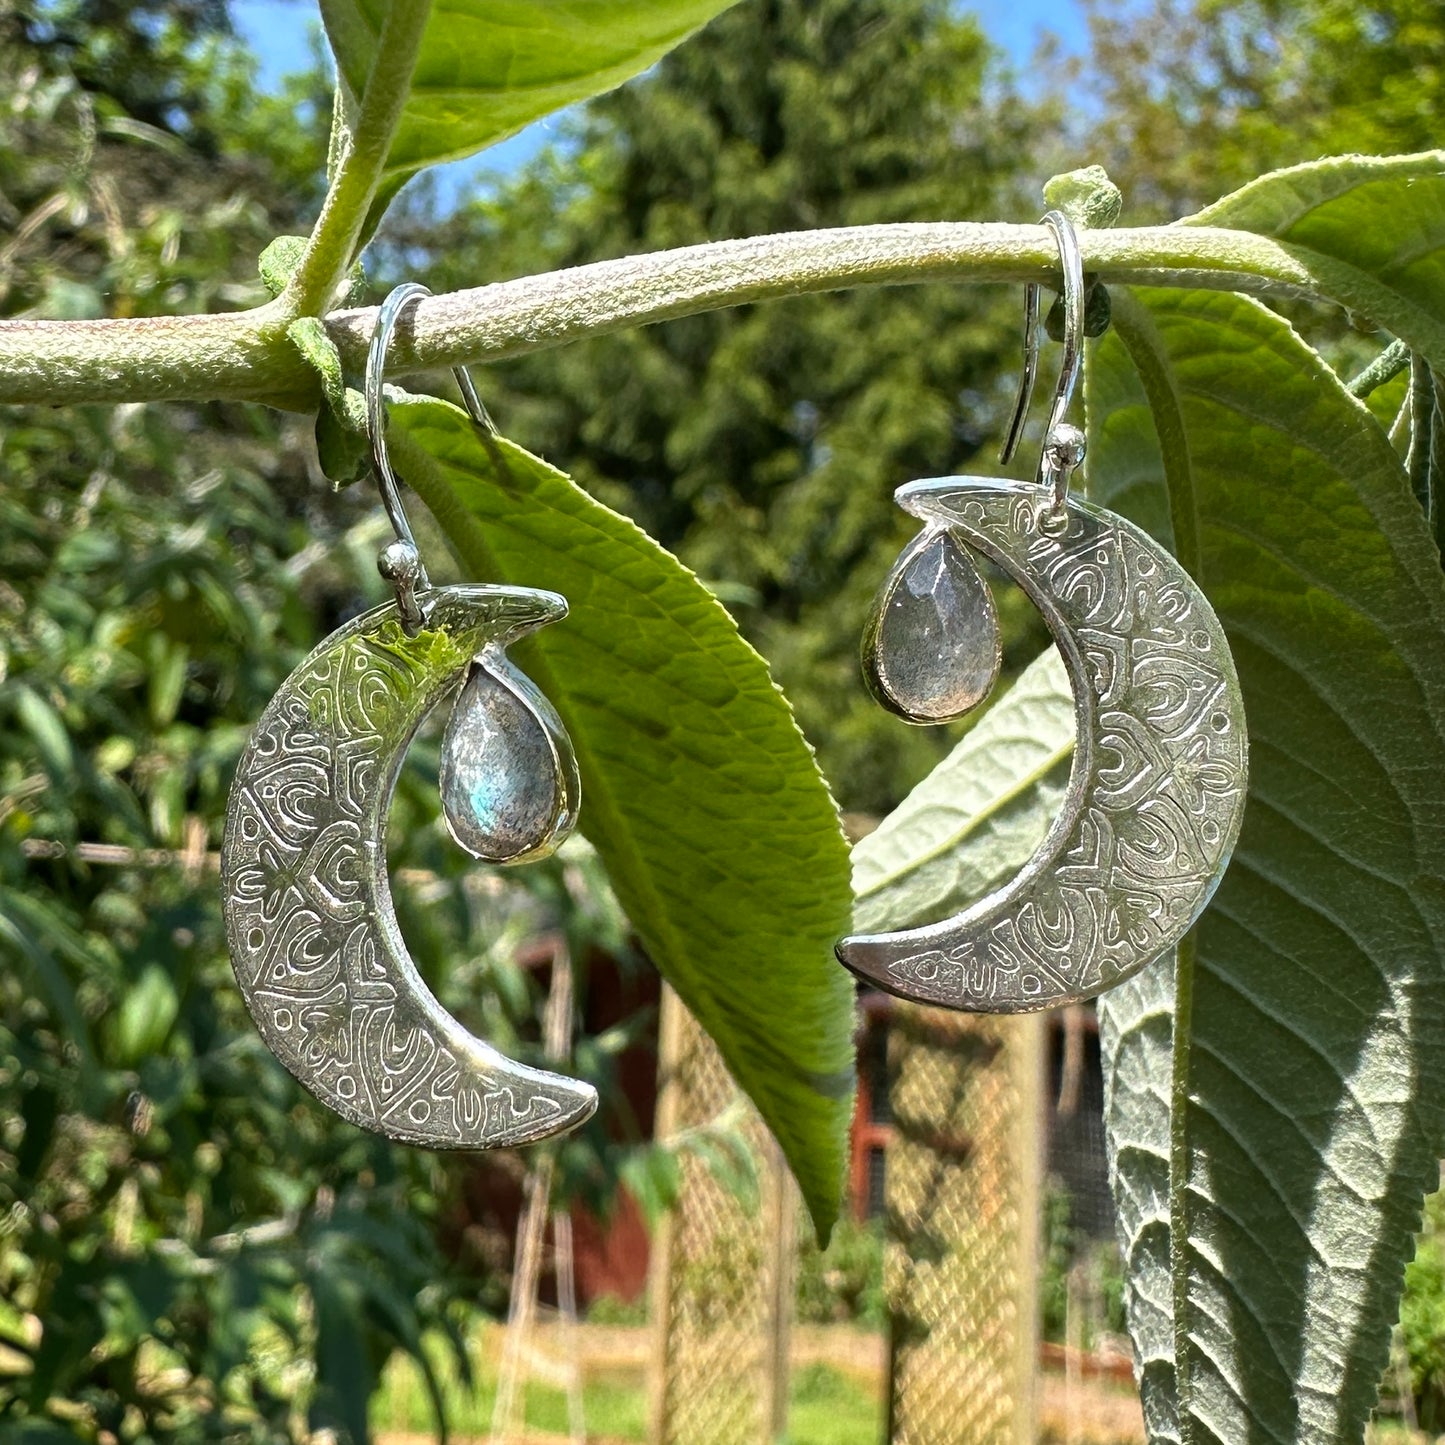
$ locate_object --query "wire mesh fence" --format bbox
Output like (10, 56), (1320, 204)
(884, 1005), (1044, 1445)
(647, 986), (795, 1445)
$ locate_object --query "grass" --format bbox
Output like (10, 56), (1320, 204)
(372, 1334), (647, 1439)
(372, 1325), (883, 1443)
(788, 1361), (882, 1445)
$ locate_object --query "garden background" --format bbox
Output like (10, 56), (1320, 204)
(1, 0), (1442, 1441)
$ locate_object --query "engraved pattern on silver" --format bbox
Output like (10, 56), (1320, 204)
(221, 585), (598, 1148)
(838, 476), (1249, 1012)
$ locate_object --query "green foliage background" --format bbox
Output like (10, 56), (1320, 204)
(1074, 0), (1444, 218)
(3, 0), (1445, 1440)
(0, 6), (654, 1435)
(415, 0), (1049, 815)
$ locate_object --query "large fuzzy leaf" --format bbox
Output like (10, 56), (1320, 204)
(388, 396), (855, 1239)
(1183, 152), (1445, 369)
(850, 647), (1073, 934)
(1090, 288), (1445, 1444)
(320, 0), (739, 217)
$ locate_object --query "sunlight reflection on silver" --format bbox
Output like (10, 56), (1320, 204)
(222, 587), (596, 1145)
(221, 283), (590, 1147)
(840, 476), (1248, 1011)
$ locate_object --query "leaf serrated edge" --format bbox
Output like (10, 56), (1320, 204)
(387, 405), (854, 1236)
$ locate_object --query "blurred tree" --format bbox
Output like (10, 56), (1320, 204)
(1073, 0), (1444, 218)
(416, 0), (1050, 815)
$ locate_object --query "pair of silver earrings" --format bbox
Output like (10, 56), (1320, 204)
(221, 213), (1247, 1150)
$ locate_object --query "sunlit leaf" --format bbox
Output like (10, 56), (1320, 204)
(320, 0), (742, 224)
(1089, 288), (1445, 1444)
(111, 962), (180, 1066)
(1185, 152), (1445, 369)
(392, 397), (856, 1239)
(12, 685), (76, 783)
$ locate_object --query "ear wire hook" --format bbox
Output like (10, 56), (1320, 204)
(998, 270), (1042, 468)
(366, 281), (498, 629)
(997, 210), (1087, 520)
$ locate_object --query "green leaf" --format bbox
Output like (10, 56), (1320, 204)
(288, 321), (371, 483)
(320, 0), (742, 221)
(620, 1142), (684, 1228)
(146, 639), (187, 728)
(111, 962), (180, 1066)
(1088, 287), (1445, 1444)
(1404, 355), (1445, 545)
(0, 886), (97, 1073)
(265, 236), (368, 305)
(349, 1257), (451, 1442)
(1184, 152), (1445, 371)
(309, 1269), (372, 1444)
(5, 1426), (86, 1445)
(674, 1123), (759, 1214)
(315, 405), (372, 485)
(13, 684), (76, 782)
(391, 397), (855, 1239)
(288, 317), (348, 414)
(1044, 164), (1123, 230)
(259, 235), (309, 299)
(849, 647), (1074, 935)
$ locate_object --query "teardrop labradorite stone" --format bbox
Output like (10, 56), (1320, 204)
(439, 656), (578, 864)
(862, 526), (1001, 724)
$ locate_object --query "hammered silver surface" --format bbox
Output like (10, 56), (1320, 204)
(839, 477), (1248, 1012)
(221, 586), (597, 1148)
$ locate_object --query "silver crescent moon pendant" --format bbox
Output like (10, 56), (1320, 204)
(841, 477), (1248, 1011)
(221, 585), (597, 1147)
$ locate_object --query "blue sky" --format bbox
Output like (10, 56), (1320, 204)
(233, 0), (1088, 88)
(231, 1), (1086, 180)
(231, 0), (1090, 196)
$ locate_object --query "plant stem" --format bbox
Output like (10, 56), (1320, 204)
(0, 222), (1424, 411)
(1348, 338), (1410, 397)
(1407, 354), (1434, 515)
(281, 0), (433, 317)
(327, 224), (1333, 378)
(0, 301), (310, 408)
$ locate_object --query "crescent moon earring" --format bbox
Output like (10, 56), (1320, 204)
(843, 212), (1249, 1013)
(220, 283), (597, 1148)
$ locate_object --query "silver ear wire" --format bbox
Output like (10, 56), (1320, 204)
(365, 282), (499, 627)
(998, 267), (1042, 468)
(997, 210), (1087, 516)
